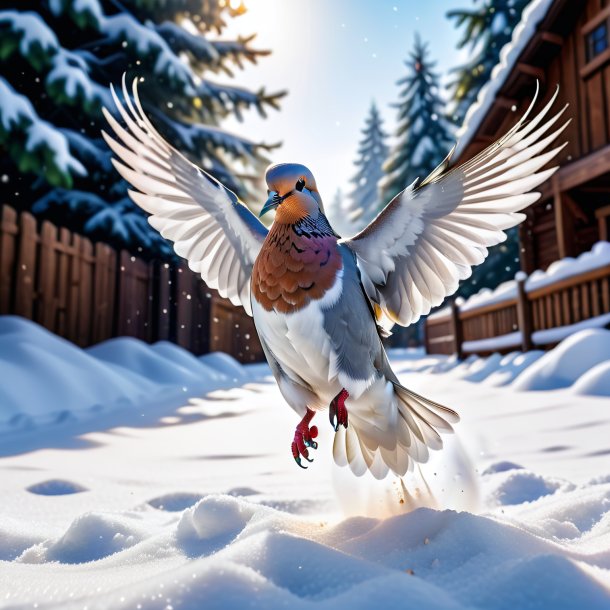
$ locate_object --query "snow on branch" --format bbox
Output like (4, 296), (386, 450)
(101, 14), (195, 91)
(0, 10), (60, 70)
(47, 48), (113, 112)
(48, 0), (104, 28)
(0, 77), (86, 186)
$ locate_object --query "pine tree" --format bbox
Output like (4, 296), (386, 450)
(447, 0), (530, 123)
(0, 0), (284, 256)
(326, 187), (350, 237)
(380, 36), (454, 203)
(345, 102), (388, 231)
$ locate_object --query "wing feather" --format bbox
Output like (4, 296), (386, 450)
(344, 87), (568, 327)
(103, 76), (267, 314)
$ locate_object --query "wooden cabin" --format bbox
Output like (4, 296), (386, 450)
(455, 0), (610, 274)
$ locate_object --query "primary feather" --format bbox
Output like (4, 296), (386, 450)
(102, 75), (267, 314)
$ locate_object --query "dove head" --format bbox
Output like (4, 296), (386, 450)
(260, 163), (325, 224)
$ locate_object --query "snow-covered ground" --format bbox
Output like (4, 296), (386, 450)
(1, 316), (610, 609)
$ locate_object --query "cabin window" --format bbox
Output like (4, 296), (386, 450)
(586, 22), (609, 62)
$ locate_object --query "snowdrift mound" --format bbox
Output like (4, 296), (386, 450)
(512, 329), (610, 392)
(7, 490), (610, 609)
(0, 317), (152, 430)
(0, 316), (254, 434)
(418, 328), (610, 396)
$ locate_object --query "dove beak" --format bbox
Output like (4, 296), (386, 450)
(259, 191), (283, 217)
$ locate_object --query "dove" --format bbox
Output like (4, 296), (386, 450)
(103, 77), (568, 478)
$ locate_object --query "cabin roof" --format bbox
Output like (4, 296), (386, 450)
(454, 0), (556, 158)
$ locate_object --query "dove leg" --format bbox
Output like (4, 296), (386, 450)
(291, 408), (319, 469)
(329, 388), (349, 432)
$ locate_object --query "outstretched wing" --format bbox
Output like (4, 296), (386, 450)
(102, 76), (267, 315)
(344, 86), (569, 329)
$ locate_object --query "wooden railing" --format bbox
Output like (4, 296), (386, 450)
(424, 264), (610, 357)
(0, 204), (263, 362)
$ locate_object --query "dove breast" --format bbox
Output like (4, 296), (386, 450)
(251, 246), (381, 409)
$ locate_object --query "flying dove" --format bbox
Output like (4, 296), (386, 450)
(103, 78), (567, 478)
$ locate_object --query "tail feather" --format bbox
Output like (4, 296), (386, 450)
(332, 379), (458, 478)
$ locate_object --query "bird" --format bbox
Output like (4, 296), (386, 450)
(103, 77), (568, 479)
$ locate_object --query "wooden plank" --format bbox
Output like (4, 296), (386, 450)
(92, 243), (107, 343)
(14, 212), (37, 319)
(77, 238), (93, 346)
(602, 276), (610, 312)
(532, 296), (540, 330)
(558, 144), (610, 191)
(575, 14), (592, 154)
(116, 250), (131, 337)
(451, 300), (463, 360)
(0, 205), (18, 314)
(545, 295), (553, 329)
(572, 286), (581, 322)
(553, 176), (569, 259)
(516, 277), (533, 351)
(175, 264), (192, 351)
(553, 292), (562, 327)
(586, 71), (607, 149)
(66, 234), (81, 343)
(37, 221), (57, 330)
(56, 228), (71, 337)
(580, 283), (589, 321)
(581, 5), (610, 36)
(592, 280), (601, 316)
(561, 289), (571, 325)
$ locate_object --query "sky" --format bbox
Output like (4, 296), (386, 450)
(222, 0), (469, 207)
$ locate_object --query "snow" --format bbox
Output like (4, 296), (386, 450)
(101, 14), (194, 90)
(0, 10), (59, 56)
(455, 0), (556, 157)
(1, 317), (610, 609)
(0, 78), (86, 177)
(462, 330), (521, 353)
(513, 328), (610, 391)
(0, 316), (253, 435)
(47, 49), (113, 109)
(433, 241), (610, 316)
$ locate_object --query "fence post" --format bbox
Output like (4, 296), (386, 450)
(14, 212), (38, 319)
(450, 299), (463, 360)
(0, 205), (18, 314)
(37, 220), (58, 330)
(516, 273), (533, 352)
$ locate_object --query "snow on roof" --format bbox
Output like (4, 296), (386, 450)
(454, 0), (556, 159)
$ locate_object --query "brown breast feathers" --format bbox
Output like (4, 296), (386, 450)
(252, 222), (342, 314)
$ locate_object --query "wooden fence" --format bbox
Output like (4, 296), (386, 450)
(0, 205), (263, 363)
(425, 264), (610, 358)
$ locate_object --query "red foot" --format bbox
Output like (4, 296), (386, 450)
(291, 408), (319, 469)
(329, 388), (349, 432)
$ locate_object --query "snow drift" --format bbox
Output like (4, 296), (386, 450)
(0, 316), (257, 434)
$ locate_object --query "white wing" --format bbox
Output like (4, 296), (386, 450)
(344, 85), (569, 328)
(102, 76), (267, 315)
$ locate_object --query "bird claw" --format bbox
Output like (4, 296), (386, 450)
(291, 408), (318, 470)
(329, 388), (349, 432)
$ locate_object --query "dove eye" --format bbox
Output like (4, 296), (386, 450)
(295, 178), (305, 192)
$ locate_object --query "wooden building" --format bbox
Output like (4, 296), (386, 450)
(455, 0), (610, 273)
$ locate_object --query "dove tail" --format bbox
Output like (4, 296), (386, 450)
(332, 379), (458, 480)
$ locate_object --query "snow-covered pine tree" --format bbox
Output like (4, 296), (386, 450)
(345, 102), (388, 231)
(447, 0), (530, 123)
(0, 0), (283, 256)
(447, 1), (531, 298)
(380, 36), (454, 204)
